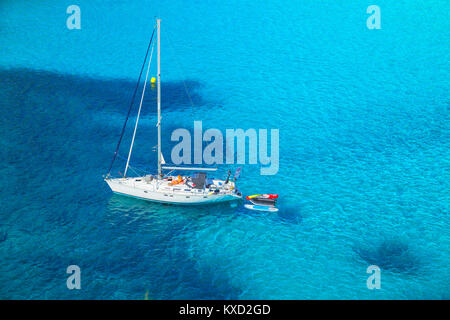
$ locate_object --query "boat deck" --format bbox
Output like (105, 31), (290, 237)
(109, 176), (238, 197)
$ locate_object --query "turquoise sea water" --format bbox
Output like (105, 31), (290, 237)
(0, 1), (449, 299)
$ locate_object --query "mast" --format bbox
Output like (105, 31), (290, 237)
(157, 18), (162, 178)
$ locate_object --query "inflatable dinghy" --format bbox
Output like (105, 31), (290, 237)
(246, 194), (278, 200)
(246, 194), (278, 206)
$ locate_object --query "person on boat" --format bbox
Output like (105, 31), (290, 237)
(169, 175), (185, 185)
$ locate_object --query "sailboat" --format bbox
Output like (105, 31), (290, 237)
(104, 19), (242, 205)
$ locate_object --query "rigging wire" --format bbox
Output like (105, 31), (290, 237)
(165, 29), (196, 118)
(116, 154), (148, 176)
(124, 40), (155, 177)
(106, 24), (157, 176)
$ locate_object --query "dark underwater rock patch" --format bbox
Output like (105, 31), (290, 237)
(354, 239), (420, 275)
(0, 230), (7, 243)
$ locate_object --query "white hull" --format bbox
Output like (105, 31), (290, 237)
(105, 177), (241, 205)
